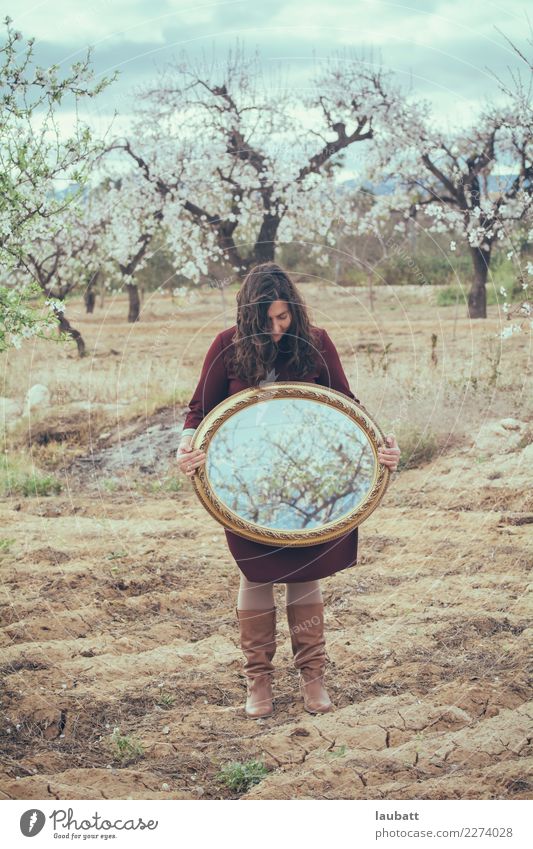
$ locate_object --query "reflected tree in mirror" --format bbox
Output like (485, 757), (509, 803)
(206, 398), (375, 530)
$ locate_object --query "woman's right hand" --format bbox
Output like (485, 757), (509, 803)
(176, 438), (207, 477)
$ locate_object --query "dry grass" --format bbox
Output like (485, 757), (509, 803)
(1, 285), (531, 447)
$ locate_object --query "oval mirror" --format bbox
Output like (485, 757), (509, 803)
(190, 382), (390, 546)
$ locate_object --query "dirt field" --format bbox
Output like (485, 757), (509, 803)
(1, 284), (532, 800)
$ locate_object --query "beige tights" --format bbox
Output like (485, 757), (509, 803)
(237, 574), (323, 609)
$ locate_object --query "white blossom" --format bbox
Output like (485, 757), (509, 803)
(45, 298), (66, 313)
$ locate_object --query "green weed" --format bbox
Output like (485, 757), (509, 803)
(101, 478), (120, 493)
(395, 426), (440, 471)
(215, 759), (269, 794)
(107, 728), (145, 765)
(0, 455), (62, 496)
(156, 693), (176, 709)
(107, 550), (128, 561)
(326, 744), (347, 758)
(149, 475), (183, 493)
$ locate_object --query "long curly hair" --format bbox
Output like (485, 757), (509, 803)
(228, 262), (321, 387)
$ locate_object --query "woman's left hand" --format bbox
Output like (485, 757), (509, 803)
(377, 433), (401, 472)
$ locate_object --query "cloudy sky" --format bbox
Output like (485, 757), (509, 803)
(9, 0), (532, 174)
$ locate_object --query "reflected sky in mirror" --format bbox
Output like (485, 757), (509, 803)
(206, 398), (375, 530)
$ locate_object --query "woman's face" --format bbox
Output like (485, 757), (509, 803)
(267, 300), (292, 342)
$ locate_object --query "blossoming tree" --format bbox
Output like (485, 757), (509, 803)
(89, 166), (168, 322)
(362, 95), (533, 319)
(0, 16), (116, 351)
(13, 199), (107, 356)
(109, 45), (409, 284)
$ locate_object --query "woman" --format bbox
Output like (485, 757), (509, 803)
(176, 262), (400, 720)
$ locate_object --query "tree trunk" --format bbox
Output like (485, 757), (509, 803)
(84, 270), (99, 314)
(56, 309), (86, 357)
(253, 214), (279, 263)
(468, 246), (490, 318)
(84, 287), (96, 314)
(253, 241), (276, 263)
(127, 283), (140, 322)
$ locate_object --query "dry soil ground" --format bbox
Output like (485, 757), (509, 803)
(0, 284), (531, 800)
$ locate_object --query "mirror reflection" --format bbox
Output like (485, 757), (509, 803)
(206, 398), (375, 530)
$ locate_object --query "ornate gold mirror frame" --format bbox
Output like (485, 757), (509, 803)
(190, 382), (390, 546)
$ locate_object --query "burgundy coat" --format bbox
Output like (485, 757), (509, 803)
(182, 324), (361, 583)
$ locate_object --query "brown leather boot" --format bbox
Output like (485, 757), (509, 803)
(286, 601), (333, 714)
(236, 607), (276, 718)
